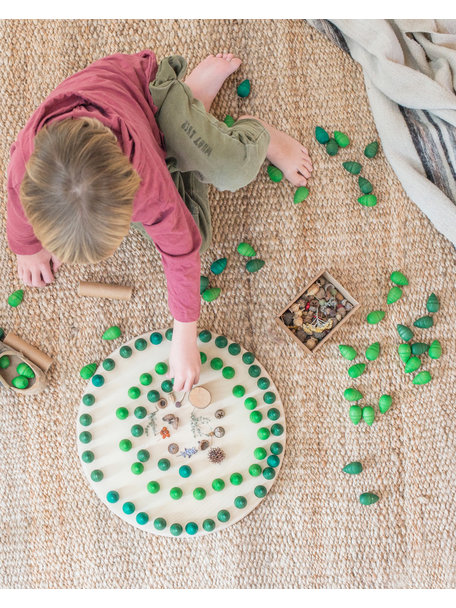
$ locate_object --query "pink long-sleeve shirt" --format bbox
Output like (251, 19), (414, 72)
(6, 50), (202, 323)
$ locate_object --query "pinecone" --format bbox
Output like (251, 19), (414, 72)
(208, 447), (225, 463)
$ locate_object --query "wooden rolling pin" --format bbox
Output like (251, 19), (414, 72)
(78, 281), (132, 300)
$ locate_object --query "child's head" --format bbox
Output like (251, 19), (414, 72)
(20, 116), (142, 264)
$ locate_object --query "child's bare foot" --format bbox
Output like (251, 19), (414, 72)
(184, 53), (242, 112)
(239, 114), (313, 187)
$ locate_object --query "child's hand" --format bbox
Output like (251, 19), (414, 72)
(16, 247), (63, 287)
(167, 320), (201, 392)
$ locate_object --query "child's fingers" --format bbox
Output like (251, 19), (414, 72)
(31, 268), (46, 287)
(40, 264), (54, 284)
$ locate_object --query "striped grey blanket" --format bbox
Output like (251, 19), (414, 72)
(308, 19), (456, 247)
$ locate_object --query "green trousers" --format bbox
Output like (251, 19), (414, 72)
(132, 55), (270, 253)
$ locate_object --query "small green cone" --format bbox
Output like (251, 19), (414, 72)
(342, 461), (363, 475)
(358, 194), (377, 207)
(390, 271), (408, 286)
(342, 161), (362, 175)
(224, 114), (235, 127)
(360, 492), (379, 505)
(210, 258), (227, 275)
(80, 363), (97, 379)
(293, 187), (309, 204)
(334, 131), (350, 148)
(102, 326), (121, 340)
(348, 363), (366, 379)
(338, 345), (357, 361)
(246, 259), (265, 273)
(387, 286), (403, 304)
(366, 310), (385, 324)
(267, 165), (283, 182)
(426, 293), (439, 313)
(358, 177), (373, 194)
(412, 371), (432, 385)
(362, 406), (375, 426)
(8, 289), (24, 307)
(349, 405), (362, 425)
(364, 141), (379, 158)
(326, 138), (339, 156)
(378, 394), (392, 414)
(237, 242), (256, 257)
(315, 126), (330, 144)
(202, 288), (221, 302)
(344, 388), (363, 401)
(237, 79), (251, 98)
(200, 275), (209, 294)
(428, 340), (442, 360)
(365, 342), (380, 361)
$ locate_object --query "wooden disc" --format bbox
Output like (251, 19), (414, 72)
(188, 386), (211, 409)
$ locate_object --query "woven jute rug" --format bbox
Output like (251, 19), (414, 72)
(1, 19), (455, 589)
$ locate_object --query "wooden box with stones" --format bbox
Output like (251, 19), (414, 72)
(275, 269), (360, 354)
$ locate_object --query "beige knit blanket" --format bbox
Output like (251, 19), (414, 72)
(1, 19), (455, 589)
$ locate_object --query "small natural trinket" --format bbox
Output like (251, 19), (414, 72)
(413, 315), (433, 329)
(412, 371), (432, 385)
(426, 293), (439, 313)
(362, 406), (375, 426)
(378, 394), (392, 414)
(365, 342), (380, 361)
(364, 141), (379, 158)
(398, 343), (412, 363)
(344, 388), (363, 401)
(397, 324), (414, 341)
(8, 289), (24, 307)
(224, 114), (235, 127)
(358, 194), (377, 207)
(202, 287), (221, 302)
(342, 161), (362, 175)
(237, 242), (256, 257)
(404, 356), (421, 373)
(210, 258), (227, 275)
(208, 447), (225, 463)
(334, 130), (350, 148)
(428, 339), (442, 360)
(339, 345), (357, 360)
(237, 79), (250, 98)
(342, 461), (363, 475)
(387, 286), (403, 304)
(267, 164), (283, 182)
(348, 363), (366, 379)
(359, 492), (379, 505)
(294, 187), (309, 204)
(102, 326), (121, 340)
(390, 271), (408, 286)
(246, 259), (265, 273)
(326, 138), (339, 156)
(315, 126), (329, 144)
(200, 275), (209, 293)
(366, 310), (385, 325)
(80, 363), (97, 379)
(349, 405), (362, 425)
(358, 177), (373, 194)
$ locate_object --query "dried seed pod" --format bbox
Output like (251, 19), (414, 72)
(282, 312), (294, 326)
(80, 363), (97, 379)
(168, 443), (179, 455)
(358, 176), (373, 194)
(338, 345), (357, 361)
(267, 164), (283, 182)
(362, 406), (375, 426)
(349, 405), (362, 425)
(326, 138), (339, 156)
(426, 293), (439, 313)
(214, 426), (225, 438)
(199, 440), (210, 450)
(202, 287), (221, 302)
(358, 194), (377, 207)
(413, 315), (433, 329)
(366, 310), (385, 325)
(337, 306), (346, 318)
(359, 492), (379, 505)
(397, 324), (414, 341)
(315, 126), (330, 144)
(162, 414), (175, 422)
(290, 302), (301, 313)
(8, 289), (24, 307)
(411, 342), (429, 356)
(365, 342), (380, 361)
(378, 394), (392, 414)
(157, 398), (168, 409)
(305, 338), (318, 350)
(172, 417), (179, 430)
(335, 291), (344, 301)
(210, 257), (227, 275)
(200, 275), (209, 294)
(428, 339), (442, 360)
(348, 363), (366, 379)
(412, 371), (432, 385)
(390, 271), (408, 286)
(398, 343), (412, 363)
(294, 186), (309, 204)
(246, 259), (265, 273)
(102, 326), (121, 340)
(344, 388), (363, 402)
(316, 288), (325, 299)
(294, 316), (303, 327)
(342, 161), (362, 175)
(237, 79), (251, 97)
(334, 130), (350, 148)
(364, 141), (379, 158)
(237, 242), (256, 257)
(342, 461), (363, 475)
(404, 356), (421, 373)
(208, 447), (225, 463)
(387, 286), (403, 305)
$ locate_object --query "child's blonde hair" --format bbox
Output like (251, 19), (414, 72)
(20, 116), (142, 264)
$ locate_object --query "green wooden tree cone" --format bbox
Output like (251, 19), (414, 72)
(202, 287), (221, 302)
(267, 164), (283, 182)
(358, 176), (373, 194)
(366, 310), (385, 324)
(200, 275), (209, 294)
(390, 271), (408, 285)
(334, 130), (350, 148)
(404, 356), (421, 373)
(102, 326), (121, 340)
(338, 345), (357, 360)
(210, 257), (227, 275)
(315, 126), (330, 144)
(428, 339), (442, 360)
(348, 363), (366, 379)
(0, 356), (10, 369)
(362, 406), (375, 426)
(349, 405), (362, 425)
(12, 375), (29, 389)
(413, 315), (433, 329)
(398, 343), (412, 363)
(411, 342), (429, 356)
(8, 289), (24, 307)
(237, 79), (251, 97)
(294, 186), (309, 204)
(378, 394), (392, 414)
(342, 161), (362, 175)
(360, 492), (379, 505)
(237, 242), (256, 257)
(80, 363), (97, 379)
(387, 286), (403, 304)
(358, 194), (377, 207)
(224, 114), (235, 127)
(246, 259), (265, 273)
(16, 362), (35, 378)
(426, 293), (440, 313)
(344, 388), (363, 401)
(342, 461), (363, 475)
(412, 371), (432, 385)
(364, 141), (379, 158)
(365, 342), (380, 361)
(397, 324), (414, 341)
(326, 138), (339, 156)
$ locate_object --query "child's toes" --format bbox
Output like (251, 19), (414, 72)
(226, 53), (234, 61)
(216, 53), (223, 58)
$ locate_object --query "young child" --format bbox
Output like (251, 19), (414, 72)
(6, 50), (313, 393)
